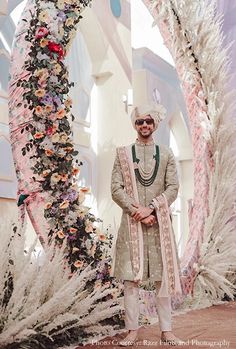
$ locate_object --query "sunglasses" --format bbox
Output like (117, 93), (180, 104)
(135, 118), (154, 126)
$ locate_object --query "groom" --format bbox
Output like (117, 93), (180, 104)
(111, 103), (183, 346)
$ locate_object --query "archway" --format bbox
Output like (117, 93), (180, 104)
(2, 0), (236, 347)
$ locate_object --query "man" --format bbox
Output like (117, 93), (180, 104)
(111, 103), (183, 346)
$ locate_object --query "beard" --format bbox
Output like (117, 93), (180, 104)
(137, 129), (153, 138)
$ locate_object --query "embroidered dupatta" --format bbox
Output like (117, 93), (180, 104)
(117, 145), (182, 296)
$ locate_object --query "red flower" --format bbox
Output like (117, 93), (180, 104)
(47, 41), (65, 60)
(35, 27), (49, 39)
(46, 126), (53, 136)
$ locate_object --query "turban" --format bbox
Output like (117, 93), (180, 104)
(131, 103), (166, 130)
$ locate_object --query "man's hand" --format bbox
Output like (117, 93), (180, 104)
(131, 204), (153, 221)
(141, 214), (157, 226)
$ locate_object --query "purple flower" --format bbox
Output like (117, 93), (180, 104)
(58, 11), (67, 22)
(50, 207), (58, 214)
(53, 96), (62, 108)
(61, 189), (78, 202)
(42, 93), (54, 106)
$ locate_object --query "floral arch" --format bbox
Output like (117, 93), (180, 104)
(2, 0), (236, 346)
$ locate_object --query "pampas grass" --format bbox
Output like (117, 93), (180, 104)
(148, 0), (236, 305)
(0, 218), (123, 349)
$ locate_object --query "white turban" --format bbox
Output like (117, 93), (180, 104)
(131, 103), (167, 130)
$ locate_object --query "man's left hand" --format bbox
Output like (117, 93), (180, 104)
(131, 205), (153, 221)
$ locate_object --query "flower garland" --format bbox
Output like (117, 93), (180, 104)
(15, 0), (112, 272)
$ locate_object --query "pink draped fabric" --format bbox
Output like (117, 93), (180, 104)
(9, 0), (56, 242)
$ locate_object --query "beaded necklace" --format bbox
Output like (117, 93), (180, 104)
(132, 144), (159, 187)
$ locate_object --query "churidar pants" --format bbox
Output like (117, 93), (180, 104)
(124, 281), (172, 332)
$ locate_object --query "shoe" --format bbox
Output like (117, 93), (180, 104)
(160, 332), (184, 346)
(119, 330), (138, 346)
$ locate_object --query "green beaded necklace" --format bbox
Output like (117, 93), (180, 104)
(132, 144), (160, 187)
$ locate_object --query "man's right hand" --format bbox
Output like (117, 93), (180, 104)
(141, 214), (157, 226)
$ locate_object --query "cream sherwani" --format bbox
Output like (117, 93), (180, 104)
(111, 142), (179, 282)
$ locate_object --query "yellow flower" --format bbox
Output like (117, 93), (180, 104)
(57, 230), (65, 239)
(72, 247), (79, 253)
(85, 220), (94, 233)
(59, 200), (69, 209)
(40, 38), (49, 48)
(60, 133), (68, 144)
(57, 0), (65, 10)
(53, 63), (62, 75)
(74, 260), (83, 268)
(51, 172), (62, 183)
(65, 97), (72, 108)
(35, 89), (46, 98)
(69, 29), (76, 40)
(65, 18), (74, 27)
(34, 68), (48, 78)
(51, 133), (60, 143)
(59, 25), (64, 38)
(78, 191), (85, 204)
(39, 10), (50, 23)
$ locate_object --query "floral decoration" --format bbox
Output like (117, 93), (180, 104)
(16, 0), (112, 274)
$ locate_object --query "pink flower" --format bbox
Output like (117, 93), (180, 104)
(35, 27), (49, 39)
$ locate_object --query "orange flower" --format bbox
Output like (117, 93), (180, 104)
(72, 168), (80, 176)
(35, 106), (43, 115)
(45, 149), (53, 157)
(45, 202), (52, 209)
(40, 38), (49, 48)
(74, 260), (83, 268)
(65, 97), (72, 108)
(61, 173), (68, 182)
(57, 230), (65, 239)
(35, 89), (46, 98)
(99, 234), (106, 241)
(80, 186), (90, 193)
(64, 146), (73, 153)
(69, 227), (77, 234)
(56, 109), (66, 119)
(34, 132), (44, 139)
(42, 169), (51, 177)
(85, 220), (94, 233)
(59, 200), (69, 209)
(45, 105), (53, 114)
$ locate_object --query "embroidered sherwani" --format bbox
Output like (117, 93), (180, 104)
(111, 142), (179, 282)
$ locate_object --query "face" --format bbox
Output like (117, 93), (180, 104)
(135, 115), (155, 138)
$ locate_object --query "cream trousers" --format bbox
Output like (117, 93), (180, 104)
(124, 281), (172, 332)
